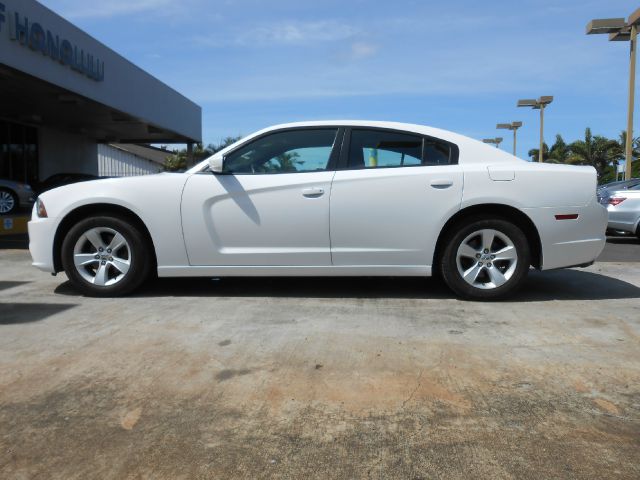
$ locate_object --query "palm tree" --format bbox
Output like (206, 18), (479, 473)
(528, 143), (549, 162)
(274, 151), (302, 172)
(547, 134), (571, 164)
(528, 135), (571, 164)
(617, 131), (640, 158)
(569, 128), (621, 181)
(164, 136), (243, 172)
(209, 136), (243, 154)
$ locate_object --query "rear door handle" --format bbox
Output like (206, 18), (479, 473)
(430, 179), (454, 189)
(302, 187), (325, 198)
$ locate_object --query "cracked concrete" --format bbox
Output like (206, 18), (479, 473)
(0, 247), (639, 479)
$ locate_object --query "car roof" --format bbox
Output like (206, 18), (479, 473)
(601, 178), (640, 188)
(262, 120), (473, 147)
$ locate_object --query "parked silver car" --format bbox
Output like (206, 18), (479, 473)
(601, 184), (640, 238)
(597, 178), (640, 203)
(0, 179), (35, 215)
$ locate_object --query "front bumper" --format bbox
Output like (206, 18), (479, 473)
(28, 215), (58, 273)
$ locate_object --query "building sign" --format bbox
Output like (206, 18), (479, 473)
(0, 2), (104, 82)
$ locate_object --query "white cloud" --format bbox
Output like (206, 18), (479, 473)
(242, 20), (359, 44)
(42, 0), (180, 19)
(194, 20), (360, 48)
(172, 33), (613, 104)
(349, 42), (377, 59)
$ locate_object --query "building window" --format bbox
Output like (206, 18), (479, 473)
(0, 121), (39, 185)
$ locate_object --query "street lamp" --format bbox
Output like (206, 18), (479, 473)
(517, 96), (553, 162)
(496, 121), (523, 157)
(587, 8), (640, 180)
(482, 137), (503, 148)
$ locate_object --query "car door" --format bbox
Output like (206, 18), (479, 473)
(181, 127), (342, 266)
(330, 127), (463, 268)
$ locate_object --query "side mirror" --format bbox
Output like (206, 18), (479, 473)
(208, 155), (224, 173)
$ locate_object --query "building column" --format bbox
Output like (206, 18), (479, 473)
(187, 143), (194, 168)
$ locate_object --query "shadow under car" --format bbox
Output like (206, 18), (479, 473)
(53, 267), (640, 303)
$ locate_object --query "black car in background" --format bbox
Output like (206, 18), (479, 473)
(35, 173), (100, 194)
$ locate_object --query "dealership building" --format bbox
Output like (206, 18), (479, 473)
(0, 0), (202, 186)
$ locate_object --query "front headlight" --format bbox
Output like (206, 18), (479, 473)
(35, 198), (48, 218)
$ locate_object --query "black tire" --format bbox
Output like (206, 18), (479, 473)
(61, 216), (152, 297)
(0, 188), (18, 215)
(440, 217), (531, 301)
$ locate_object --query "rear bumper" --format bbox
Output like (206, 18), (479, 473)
(523, 198), (607, 270)
(607, 208), (639, 235)
(28, 216), (58, 273)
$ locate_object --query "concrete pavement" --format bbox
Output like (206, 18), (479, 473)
(0, 247), (639, 479)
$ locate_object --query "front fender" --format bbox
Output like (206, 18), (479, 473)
(39, 174), (191, 269)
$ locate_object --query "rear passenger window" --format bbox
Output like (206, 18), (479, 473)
(348, 130), (421, 169)
(424, 139), (452, 165)
(347, 129), (452, 169)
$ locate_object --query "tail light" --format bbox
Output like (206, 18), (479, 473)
(608, 197), (626, 206)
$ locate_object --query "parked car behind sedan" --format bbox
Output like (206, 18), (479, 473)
(35, 173), (100, 194)
(602, 184), (640, 238)
(0, 178), (35, 215)
(597, 178), (640, 203)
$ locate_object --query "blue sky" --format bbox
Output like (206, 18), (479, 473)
(42, 0), (637, 158)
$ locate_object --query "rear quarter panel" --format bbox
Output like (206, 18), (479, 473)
(460, 158), (606, 270)
(461, 162), (597, 209)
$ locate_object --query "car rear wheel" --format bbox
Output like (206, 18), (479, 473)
(440, 217), (530, 300)
(61, 216), (152, 297)
(0, 188), (18, 215)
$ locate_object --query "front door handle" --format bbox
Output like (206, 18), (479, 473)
(430, 179), (454, 189)
(302, 187), (325, 198)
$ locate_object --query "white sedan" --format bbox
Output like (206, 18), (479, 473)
(602, 183), (640, 238)
(28, 121), (607, 300)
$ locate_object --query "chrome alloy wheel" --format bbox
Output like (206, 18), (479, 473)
(73, 227), (131, 286)
(455, 228), (518, 290)
(0, 190), (16, 214)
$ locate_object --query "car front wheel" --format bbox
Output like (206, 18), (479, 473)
(61, 216), (152, 297)
(440, 217), (530, 300)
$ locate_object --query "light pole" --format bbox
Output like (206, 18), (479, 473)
(517, 96), (553, 162)
(587, 8), (640, 180)
(482, 137), (503, 149)
(496, 121), (523, 157)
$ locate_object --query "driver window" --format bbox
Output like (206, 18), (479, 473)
(223, 129), (338, 174)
